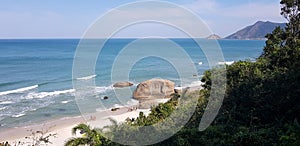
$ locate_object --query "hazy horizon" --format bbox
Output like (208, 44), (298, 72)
(0, 0), (286, 39)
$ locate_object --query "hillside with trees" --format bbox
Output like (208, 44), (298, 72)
(225, 21), (286, 40)
(64, 0), (300, 145)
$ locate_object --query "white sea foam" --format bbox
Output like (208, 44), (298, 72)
(113, 104), (123, 108)
(189, 81), (203, 87)
(95, 86), (113, 93)
(0, 107), (6, 111)
(181, 81), (204, 89)
(25, 89), (75, 99)
(132, 83), (139, 87)
(174, 86), (183, 90)
(198, 62), (203, 65)
(96, 98), (140, 111)
(218, 61), (234, 65)
(96, 108), (106, 112)
(76, 75), (97, 80)
(12, 113), (25, 118)
(0, 85), (38, 96)
(126, 99), (140, 106)
(0, 101), (14, 105)
(22, 85), (111, 100)
(61, 100), (72, 104)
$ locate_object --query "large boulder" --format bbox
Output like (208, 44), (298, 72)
(133, 79), (175, 99)
(113, 81), (133, 88)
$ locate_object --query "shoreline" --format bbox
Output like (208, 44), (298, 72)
(0, 105), (151, 145)
(0, 114), (84, 145)
(0, 85), (202, 145)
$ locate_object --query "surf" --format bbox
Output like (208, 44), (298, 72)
(0, 85), (38, 96)
(218, 61), (234, 65)
(24, 89), (75, 99)
(76, 75), (97, 80)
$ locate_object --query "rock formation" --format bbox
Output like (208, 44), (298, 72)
(206, 34), (222, 39)
(133, 79), (175, 99)
(113, 81), (133, 88)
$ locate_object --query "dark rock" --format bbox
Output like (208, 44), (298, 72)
(111, 107), (120, 111)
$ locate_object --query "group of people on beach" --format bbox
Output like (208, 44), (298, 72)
(127, 106), (138, 112)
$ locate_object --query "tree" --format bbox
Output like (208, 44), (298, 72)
(262, 0), (300, 70)
(64, 0), (300, 145)
(65, 124), (102, 146)
(280, 0), (300, 41)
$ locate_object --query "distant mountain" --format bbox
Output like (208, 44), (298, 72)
(206, 34), (222, 39)
(225, 21), (286, 40)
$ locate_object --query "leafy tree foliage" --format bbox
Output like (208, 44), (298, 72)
(144, 0), (300, 145)
(65, 0), (300, 145)
(65, 123), (113, 146)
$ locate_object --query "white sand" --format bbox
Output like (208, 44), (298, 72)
(0, 107), (150, 146)
(0, 97), (174, 145)
(0, 116), (84, 145)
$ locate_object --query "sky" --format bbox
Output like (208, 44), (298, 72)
(0, 0), (286, 38)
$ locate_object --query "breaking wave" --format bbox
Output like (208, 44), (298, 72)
(24, 89), (75, 99)
(0, 85), (38, 96)
(76, 75), (97, 80)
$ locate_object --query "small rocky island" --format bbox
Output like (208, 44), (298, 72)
(206, 34), (222, 39)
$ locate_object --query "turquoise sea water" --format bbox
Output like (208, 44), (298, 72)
(0, 38), (265, 129)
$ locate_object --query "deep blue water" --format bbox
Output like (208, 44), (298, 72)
(0, 38), (265, 129)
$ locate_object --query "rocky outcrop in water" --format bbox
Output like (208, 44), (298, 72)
(133, 79), (175, 99)
(206, 34), (222, 39)
(113, 81), (133, 88)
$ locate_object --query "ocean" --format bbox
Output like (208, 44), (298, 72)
(0, 38), (265, 129)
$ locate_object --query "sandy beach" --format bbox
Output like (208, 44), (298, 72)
(0, 106), (151, 145)
(0, 85), (201, 145)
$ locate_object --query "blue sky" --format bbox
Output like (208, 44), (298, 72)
(0, 0), (286, 38)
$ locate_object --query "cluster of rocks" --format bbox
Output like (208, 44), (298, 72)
(113, 79), (178, 109)
(106, 79), (184, 110)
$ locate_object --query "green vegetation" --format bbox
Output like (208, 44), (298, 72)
(1, 1), (298, 145)
(64, 0), (300, 145)
(65, 124), (113, 146)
